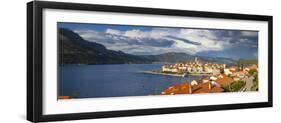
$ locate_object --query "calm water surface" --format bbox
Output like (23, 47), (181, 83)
(59, 64), (203, 99)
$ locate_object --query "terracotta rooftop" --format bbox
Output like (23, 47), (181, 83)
(233, 71), (247, 75)
(162, 83), (192, 95)
(248, 65), (258, 70)
(58, 96), (71, 99)
(162, 82), (224, 95)
(215, 76), (234, 86)
(229, 67), (237, 72)
(192, 82), (224, 94)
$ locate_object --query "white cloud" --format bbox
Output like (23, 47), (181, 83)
(179, 29), (217, 40)
(177, 29), (229, 52)
(241, 31), (258, 37)
(74, 30), (104, 40)
(105, 28), (122, 35)
(74, 28), (233, 55)
(124, 29), (146, 39)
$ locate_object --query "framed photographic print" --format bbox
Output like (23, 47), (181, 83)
(27, 1), (273, 122)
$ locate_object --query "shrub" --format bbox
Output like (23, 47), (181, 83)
(251, 80), (259, 91)
(248, 69), (257, 76)
(223, 80), (246, 92)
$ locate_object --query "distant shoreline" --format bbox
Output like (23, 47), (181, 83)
(59, 63), (169, 66)
(139, 70), (210, 77)
(139, 70), (184, 77)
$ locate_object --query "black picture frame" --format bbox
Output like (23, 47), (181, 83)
(27, 1), (273, 122)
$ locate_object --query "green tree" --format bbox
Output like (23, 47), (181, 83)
(223, 81), (246, 92)
(251, 80), (259, 91)
(248, 69), (257, 76)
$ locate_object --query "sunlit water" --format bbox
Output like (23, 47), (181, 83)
(59, 64), (203, 99)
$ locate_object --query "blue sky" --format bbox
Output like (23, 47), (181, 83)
(58, 22), (258, 60)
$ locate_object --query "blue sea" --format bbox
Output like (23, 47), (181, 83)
(59, 64), (203, 99)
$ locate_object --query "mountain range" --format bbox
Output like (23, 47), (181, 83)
(59, 28), (237, 65)
(59, 28), (154, 64)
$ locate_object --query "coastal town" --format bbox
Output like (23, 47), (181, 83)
(160, 58), (258, 95)
(57, 24), (260, 100)
(161, 57), (226, 76)
(58, 57), (259, 99)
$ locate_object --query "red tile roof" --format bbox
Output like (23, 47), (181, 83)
(162, 82), (224, 95)
(248, 65), (258, 70)
(162, 83), (192, 95)
(215, 76), (234, 86)
(58, 96), (71, 99)
(192, 82), (224, 94)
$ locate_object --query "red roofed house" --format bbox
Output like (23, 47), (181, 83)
(232, 71), (247, 78)
(214, 76), (234, 87)
(162, 82), (224, 95)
